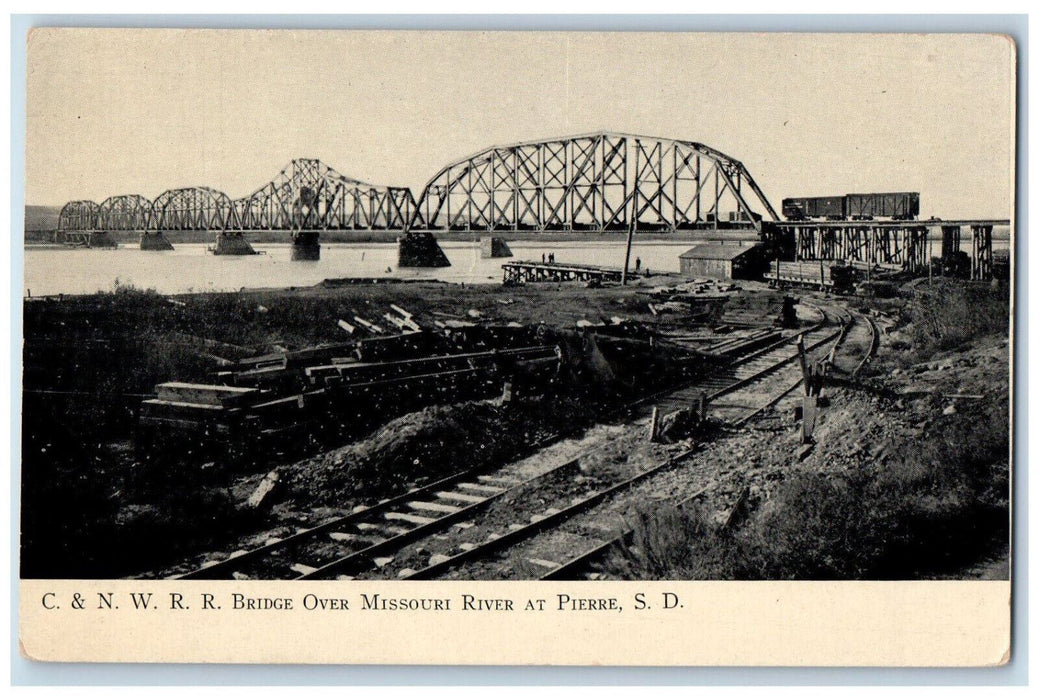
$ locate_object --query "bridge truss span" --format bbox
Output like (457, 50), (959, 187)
(98, 194), (153, 231)
(148, 186), (238, 232)
(236, 158), (416, 232)
(410, 132), (780, 233)
(58, 200), (101, 231)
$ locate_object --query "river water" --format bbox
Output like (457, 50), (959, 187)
(22, 232), (1010, 298)
(22, 240), (695, 297)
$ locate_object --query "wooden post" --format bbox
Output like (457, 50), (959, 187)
(621, 197), (637, 286)
(866, 228), (872, 288)
(801, 395), (818, 444)
(649, 406), (660, 442)
(796, 334), (810, 395)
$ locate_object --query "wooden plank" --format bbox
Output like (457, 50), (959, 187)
(801, 395), (818, 443)
(155, 382), (257, 407)
(384, 511), (437, 525)
(435, 490), (487, 503)
(407, 501), (461, 514)
(454, 483), (502, 494)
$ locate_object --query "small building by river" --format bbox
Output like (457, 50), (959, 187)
(678, 243), (762, 280)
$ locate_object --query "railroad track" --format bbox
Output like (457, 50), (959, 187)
(534, 306), (871, 582)
(852, 314), (879, 377)
(173, 309), (848, 581)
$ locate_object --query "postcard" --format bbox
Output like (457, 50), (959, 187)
(19, 28), (1014, 665)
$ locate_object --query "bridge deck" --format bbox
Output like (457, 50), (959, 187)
(774, 219), (1010, 229)
(502, 260), (639, 284)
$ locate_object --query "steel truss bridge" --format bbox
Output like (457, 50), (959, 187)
(51, 133), (1007, 278)
(411, 132), (779, 233)
(236, 158), (416, 232)
(56, 159), (416, 236)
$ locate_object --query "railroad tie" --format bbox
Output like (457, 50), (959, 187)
(407, 500), (461, 514)
(289, 563), (319, 576)
(477, 474), (521, 485)
(384, 511), (437, 526)
(327, 531), (369, 544)
(455, 482), (502, 494)
(435, 490), (486, 504)
(382, 523), (413, 535)
(527, 558), (562, 570)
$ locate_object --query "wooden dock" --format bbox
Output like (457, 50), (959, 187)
(502, 260), (637, 284)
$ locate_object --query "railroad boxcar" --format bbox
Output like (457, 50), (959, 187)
(781, 196), (846, 220)
(844, 192), (919, 220)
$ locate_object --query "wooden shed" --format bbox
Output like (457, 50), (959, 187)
(678, 243), (761, 280)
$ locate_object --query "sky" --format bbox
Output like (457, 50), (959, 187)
(25, 30), (1016, 219)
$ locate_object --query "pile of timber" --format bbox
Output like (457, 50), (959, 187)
(769, 260), (835, 289)
(305, 346), (563, 394)
(137, 341), (563, 458)
(138, 382), (260, 436)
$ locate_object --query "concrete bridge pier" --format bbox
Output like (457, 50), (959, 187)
(212, 232), (257, 256)
(291, 230), (321, 261)
(140, 231), (174, 251)
(398, 231), (451, 268)
(480, 236), (513, 259)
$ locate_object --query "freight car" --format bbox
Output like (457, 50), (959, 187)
(768, 260), (862, 294)
(782, 192), (919, 221)
(780, 196), (846, 221)
(844, 192), (920, 220)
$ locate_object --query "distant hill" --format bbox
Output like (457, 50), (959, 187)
(25, 205), (61, 232)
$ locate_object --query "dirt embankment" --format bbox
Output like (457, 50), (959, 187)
(605, 282), (1010, 581)
(279, 397), (598, 507)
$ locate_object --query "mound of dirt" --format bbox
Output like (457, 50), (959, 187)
(281, 397), (596, 506)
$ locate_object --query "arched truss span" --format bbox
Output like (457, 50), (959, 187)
(148, 187), (237, 232)
(58, 201), (100, 231)
(411, 132), (780, 232)
(236, 158), (416, 231)
(98, 195), (153, 231)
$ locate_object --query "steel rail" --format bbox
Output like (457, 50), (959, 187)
(400, 327), (845, 581)
(169, 312), (843, 581)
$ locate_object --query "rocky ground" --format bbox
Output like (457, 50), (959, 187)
(598, 283), (1011, 581)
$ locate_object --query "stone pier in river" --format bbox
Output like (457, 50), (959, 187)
(398, 232), (451, 268)
(212, 232), (257, 256)
(140, 231), (174, 251)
